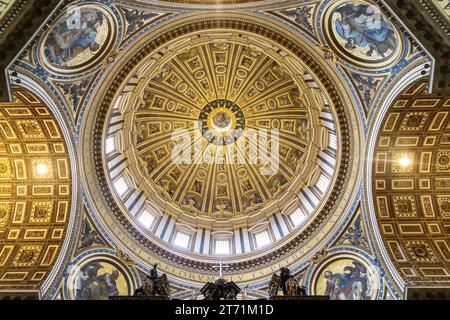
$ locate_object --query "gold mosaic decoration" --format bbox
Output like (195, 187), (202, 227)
(0, 89), (72, 290)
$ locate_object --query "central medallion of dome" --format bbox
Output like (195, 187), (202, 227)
(199, 99), (245, 146)
(212, 109), (232, 129)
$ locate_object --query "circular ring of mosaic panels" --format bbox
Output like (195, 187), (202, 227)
(80, 12), (362, 284)
(110, 32), (332, 245)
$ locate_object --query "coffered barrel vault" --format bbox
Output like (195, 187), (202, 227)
(0, 90), (72, 291)
(371, 80), (450, 287)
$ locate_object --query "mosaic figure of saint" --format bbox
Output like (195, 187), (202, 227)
(75, 263), (120, 300)
(45, 8), (104, 66)
(323, 261), (371, 300)
(334, 4), (398, 58)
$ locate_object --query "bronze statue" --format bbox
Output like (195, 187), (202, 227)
(201, 278), (241, 300)
(268, 267), (307, 299)
(134, 264), (170, 299)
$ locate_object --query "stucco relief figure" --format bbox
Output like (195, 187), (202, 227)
(122, 8), (158, 34)
(45, 8), (105, 66)
(136, 123), (149, 143)
(134, 264), (170, 298)
(268, 267), (307, 298)
(139, 154), (157, 175)
(181, 194), (201, 213)
(333, 3), (398, 59)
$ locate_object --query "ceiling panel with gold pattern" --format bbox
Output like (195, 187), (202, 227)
(123, 0), (297, 10)
(0, 89), (72, 290)
(372, 80), (450, 286)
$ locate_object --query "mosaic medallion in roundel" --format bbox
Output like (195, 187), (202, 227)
(68, 257), (133, 300)
(311, 254), (380, 300)
(323, 0), (402, 68)
(40, 4), (116, 73)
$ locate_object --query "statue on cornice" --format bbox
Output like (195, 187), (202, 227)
(201, 278), (240, 301)
(268, 267), (307, 299)
(134, 264), (170, 299)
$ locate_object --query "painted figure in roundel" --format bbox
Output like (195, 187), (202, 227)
(44, 7), (107, 67)
(74, 261), (129, 300)
(332, 2), (398, 60)
(323, 261), (370, 300)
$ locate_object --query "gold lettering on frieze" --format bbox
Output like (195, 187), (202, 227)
(103, 210), (315, 282)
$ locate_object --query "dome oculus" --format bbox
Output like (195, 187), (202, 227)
(199, 99), (245, 146)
